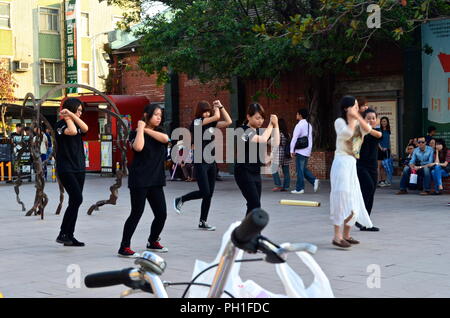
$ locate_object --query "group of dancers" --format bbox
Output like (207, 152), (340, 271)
(54, 95), (381, 255)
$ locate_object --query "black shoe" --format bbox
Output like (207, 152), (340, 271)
(360, 226), (380, 232)
(56, 233), (72, 245)
(174, 197), (183, 215)
(198, 220), (216, 231)
(432, 191), (442, 195)
(65, 237), (85, 247)
(355, 222), (363, 229)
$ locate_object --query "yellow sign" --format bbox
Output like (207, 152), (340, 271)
(0, 161), (12, 181)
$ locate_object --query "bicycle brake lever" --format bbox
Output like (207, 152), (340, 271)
(120, 288), (145, 298)
(278, 243), (317, 255)
(257, 237), (286, 264)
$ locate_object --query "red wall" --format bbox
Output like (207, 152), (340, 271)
(116, 45), (404, 177)
(113, 53), (165, 103)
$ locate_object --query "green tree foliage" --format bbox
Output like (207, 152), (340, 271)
(101, 0), (450, 148)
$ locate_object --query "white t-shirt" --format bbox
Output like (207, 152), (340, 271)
(290, 119), (313, 157)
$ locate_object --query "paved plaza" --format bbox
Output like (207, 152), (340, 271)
(0, 174), (449, 298)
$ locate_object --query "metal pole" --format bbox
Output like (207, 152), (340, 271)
(207, 241), (239, 298)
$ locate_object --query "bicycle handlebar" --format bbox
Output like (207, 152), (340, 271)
(84, 208), (318, 296)
(85, 268), (135, 288)
(231, 208), (269, 252)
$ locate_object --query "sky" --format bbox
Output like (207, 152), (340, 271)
(144, 1), (169, 17)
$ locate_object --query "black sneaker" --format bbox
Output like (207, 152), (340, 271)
(174, 197), (183, 215)
(118, 247), (140, 258)
(66, 237), (85, 247)
(146, 241), (168, 253)
(198, 220), (216, 231)
(360, 226), (380, 232)
(56, 233), (72, 245)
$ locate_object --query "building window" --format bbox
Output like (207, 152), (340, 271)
(40, 61), (62, 84)
(39, 7), (59, 33)
(81, 63), (90, 85)
(80, 13), (89, 37)
(0, 2), (11, 28)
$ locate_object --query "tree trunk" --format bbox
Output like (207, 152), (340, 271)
(306, 73), (336, 151)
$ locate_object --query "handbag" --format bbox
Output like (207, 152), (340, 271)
(294, 120), (310, 150)
(409, 170), (418, 184)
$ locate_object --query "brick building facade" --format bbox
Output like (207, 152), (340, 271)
(111, 51), (165, 103)
(112, 44), (409, 180)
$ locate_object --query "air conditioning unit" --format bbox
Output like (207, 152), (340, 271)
(13, 61), (30, 72)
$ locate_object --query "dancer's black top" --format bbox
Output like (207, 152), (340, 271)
(190, 117), (218, 163)
(235, 124), (264, 175)
(128, 129), (167, 188)
(357, 130), (382, 170)
(55, 119), (85, 173)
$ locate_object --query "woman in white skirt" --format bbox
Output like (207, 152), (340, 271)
(330, 96), (374, 248)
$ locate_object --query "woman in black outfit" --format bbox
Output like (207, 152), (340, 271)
(174, 100), (232, 230)
(118, 104), (169, 257)
(235, 103), (279, 215)
(55, 98), (89, 247)
(356, 108), (382, 231)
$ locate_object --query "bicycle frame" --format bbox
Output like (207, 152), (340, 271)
(144, 271), (169, 298)
(207, 239), (239, 298)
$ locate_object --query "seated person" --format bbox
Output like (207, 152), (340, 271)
(430, 139), (449, 195)
(425, 126), (437, 145)
(181, 149), (195, 181)
(400, 143), (416, 168)
(169, 140), (189, 181)
(397, 136), (434, 195)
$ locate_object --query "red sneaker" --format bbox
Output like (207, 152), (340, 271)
(118, 247), (140, 258)
(146, 241), (168, 253)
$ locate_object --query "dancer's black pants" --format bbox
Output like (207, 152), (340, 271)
(121, 186), (167, 247)
(356, 165), (378, 215)
(234, 168), (262, 215)
(181, 163), (217, 221)
(59, 172), (85, 237)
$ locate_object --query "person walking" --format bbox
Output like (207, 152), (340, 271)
(55, 98), (88, 247)
(271, 118), (292, 191)
(330, 96), (373, 248)
(235, 103), (279, 215)
(355, 108), (382, 232)
(173, 100), (232, 230)
(118, 104), (170, 257)
(290, 109), (319, 194)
